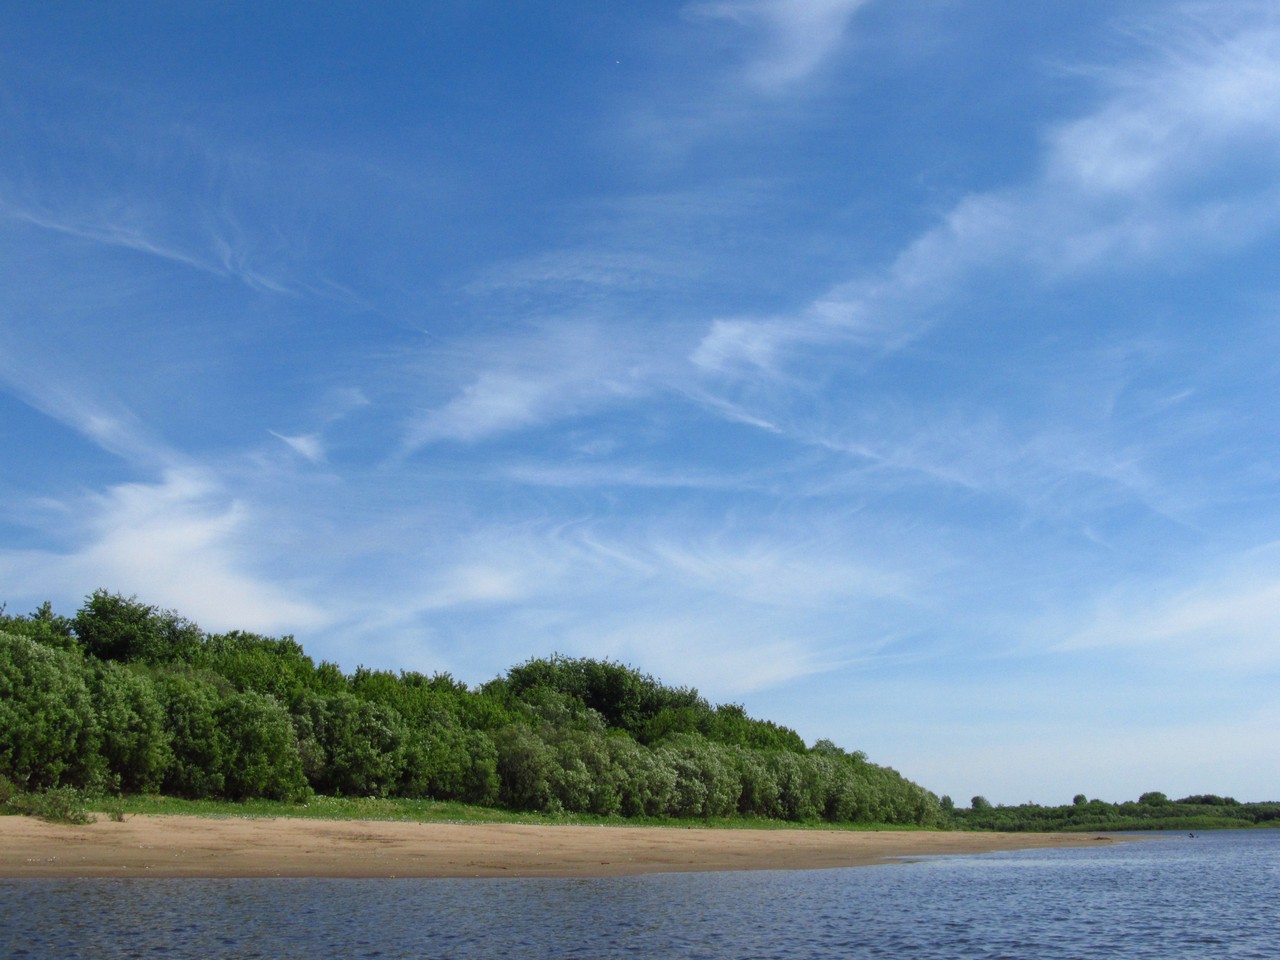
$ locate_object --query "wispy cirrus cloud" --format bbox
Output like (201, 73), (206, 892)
(400, 321), (663, 450)
(1059, 541), (1280, 670)
(0, 467), (328, 634)
(691, 8), (1280, 378)
(0, 345), (174, 468)
(383, 516), (914, 695)
(684, 0), (872, 92)
(269, 431), (326, 464)
(0, 66), (371, 309)
(1, 181), (363, 305)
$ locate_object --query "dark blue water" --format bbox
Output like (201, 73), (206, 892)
(3, 831), (1277, 959)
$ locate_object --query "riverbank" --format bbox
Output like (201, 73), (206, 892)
(0, 815), (1122, 878)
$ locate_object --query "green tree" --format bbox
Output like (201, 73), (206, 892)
(74, 590), (202, 664)
(547, 726), (623, 815)
(764, 750), (822, 820)
(399, 719), (487, 801)
(218, 691), (310, 801)
(303, 692), (407, 797)
(89, 661), (172, 793)
(731, 747), (781, 817)
(606, 735), (677, 817)
(659, 734), (740, 818)
(155, 670), (229, 798)
(0, 631), (103, 790)
(493, 724), (556, 811)
(0, 601), (78, 652)
(200, 630), (343, 708)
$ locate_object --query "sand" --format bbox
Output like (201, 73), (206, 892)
(0, 814), (1123, 879)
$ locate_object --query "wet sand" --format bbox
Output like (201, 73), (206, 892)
(0, 814), (1122, 879)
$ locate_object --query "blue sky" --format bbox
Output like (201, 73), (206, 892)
(3, 1), (1279, 805)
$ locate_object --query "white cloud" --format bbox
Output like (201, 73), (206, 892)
(685, 0), (871, 91)
(650, 539), (908, 607)
(691, 10), (1280, 378)
(7, 203), (219, 276)
(400, 322), (658, 450)
(270, 431), (326, 463)
(692, 317), (789, 375)
(405, 372), (555, 445)
(1061, 544), (1280, 669)
(1046, 15), (1280, 198)
(418, 563), (538, 611)
(0, 352), (173, 467)
(0, 469), (328, 635)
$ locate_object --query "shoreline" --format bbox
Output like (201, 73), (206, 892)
(0, 815), (1124, 879)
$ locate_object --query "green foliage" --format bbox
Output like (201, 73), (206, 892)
(9, 786), (97, 825)
(658, 734), (740, 818)
(0, 601), (78, 652)
(0, 631), (103, 790)
(74, 590), (203, 664)
(607, 734), (677, 817)
(493, 723), (557, 811)
(1, 594), (949, 826)
(218, 691), (311, 802)
(89, 661), (172, 793)
(505, 655), (710, 739)
(399, 721), (498, 804)
(949, 793), (1280, 831)
(154, 670), (229, 798)
(201, 631), (344, 708)
(1177, 794), (1239, 806)
(300, 692), (407, 797)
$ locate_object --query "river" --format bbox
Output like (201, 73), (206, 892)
(3, 829), (1275, 958)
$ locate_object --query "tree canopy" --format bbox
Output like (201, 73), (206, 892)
(0, 592), (942, 826)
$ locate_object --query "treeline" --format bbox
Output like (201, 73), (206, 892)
(0, 591), (941, 826)
(946, 792), (1280, 832)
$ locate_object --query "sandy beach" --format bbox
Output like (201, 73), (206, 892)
(0, 814), (1121, 879)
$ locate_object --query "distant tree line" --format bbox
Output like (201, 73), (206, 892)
(944, 790), (1280, 831)
(0, 591), (942, 826)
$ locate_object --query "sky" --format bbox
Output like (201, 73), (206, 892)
(2, 1), (1279, 806)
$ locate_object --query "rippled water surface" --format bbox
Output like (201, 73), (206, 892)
(4, 830), (1277, 958)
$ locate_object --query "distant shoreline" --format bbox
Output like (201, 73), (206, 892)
(0, 815), (1125, 879)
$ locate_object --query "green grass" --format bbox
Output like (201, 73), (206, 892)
(7, 786), (97, 825)
(91, 793), (929, 832)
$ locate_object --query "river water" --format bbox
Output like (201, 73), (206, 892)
(3, 830), (1276, 958)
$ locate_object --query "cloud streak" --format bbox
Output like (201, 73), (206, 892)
(684, 0), (872, 91)
(0, 468), (328, 634)
(691, 9), (1280, 379)
(1061, 542), (1280, 669)
(400, 321), (664, 450)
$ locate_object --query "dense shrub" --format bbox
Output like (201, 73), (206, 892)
(74, 590), (201, 664)
(303, 692), (407, 797)
(9, 786), (97, 825)
(202, 631), (345, 709)
(155, 671), (229, 798)
(218, 691), (310, 802)
(659, 734), (740, 818)
(0, 594), (949, 823)
(89, 661), (172, 793)
(0, 631), (102, 790)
